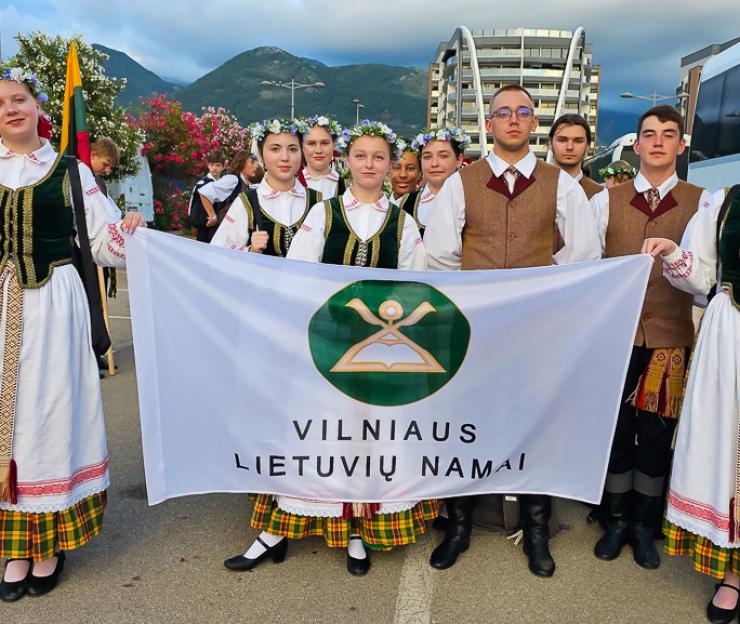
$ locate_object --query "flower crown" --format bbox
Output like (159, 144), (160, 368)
(338, 120), (402, 159)
(411, 127), (471, 153)
(599, 163), (637, 178)
(1, 66), (48, 104)
(250, 118), (309, 145)
(304, 115), (343, 140)
(396, 138), (419, 157)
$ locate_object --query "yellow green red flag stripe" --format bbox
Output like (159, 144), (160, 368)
(60, 41), (91, 167)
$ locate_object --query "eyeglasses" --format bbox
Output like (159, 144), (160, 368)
(491, 106), (534, 120)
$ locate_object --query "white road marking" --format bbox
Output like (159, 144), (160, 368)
(393, 532), (436, 624)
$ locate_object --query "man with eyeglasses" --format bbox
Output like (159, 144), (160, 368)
(589, 105), (712, 573)
(424, 84), (601, 577)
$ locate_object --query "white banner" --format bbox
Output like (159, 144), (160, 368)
(126, 229), (651, 506)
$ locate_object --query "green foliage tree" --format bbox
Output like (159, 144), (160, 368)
(9, 32), (144, 178)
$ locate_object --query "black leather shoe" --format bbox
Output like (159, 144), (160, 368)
(430, 497), (475, 570)
(629, 493), (661, 569)
(0, 559), (32, 602)
(594, 490), (632, 561)
(224, 537), (287, 572)
(523, 527), (555, 577)
(346, 537), (371, 576)
(706, 583), (740, 624)
(27, 552), (65, 597)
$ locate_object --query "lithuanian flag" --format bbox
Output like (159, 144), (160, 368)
(60, 41), (91, 166)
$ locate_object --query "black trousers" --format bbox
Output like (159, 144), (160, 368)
(605, 346), (677, 496)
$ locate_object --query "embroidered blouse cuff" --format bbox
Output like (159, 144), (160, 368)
(663, 249), (694, 279)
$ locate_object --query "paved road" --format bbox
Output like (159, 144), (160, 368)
(4, 270), (716, 624)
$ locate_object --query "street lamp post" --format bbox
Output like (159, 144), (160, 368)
(260, 78), (326, 118)
(620, 91), (689, 107)
(352, 98), (365, 124)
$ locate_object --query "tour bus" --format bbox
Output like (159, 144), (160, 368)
(687, 41), (740, 191)
(108, 151), (154, 224)
(586, 132), (692, 183)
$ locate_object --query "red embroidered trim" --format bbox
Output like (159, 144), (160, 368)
(664, 250), (693, 279)
(16, 458), (109, 496)
(86, 186), (100, 197)
(301, 223), (312, 232)
(107, 223), (124, 248)
(106, 243), (125, 259)
(669, 490), (730, 530)
(224, 214), (235, 224)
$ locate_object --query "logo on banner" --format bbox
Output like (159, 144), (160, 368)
(308, 280), (470, 406)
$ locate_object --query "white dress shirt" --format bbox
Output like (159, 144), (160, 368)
(287, 189), (426, 269)
(210, 179), (307, 252)
(590, 172), (716, 254)
(424, 149), (601, 270)
(303, 166), (340, 198)
(198, 172), (248, 203)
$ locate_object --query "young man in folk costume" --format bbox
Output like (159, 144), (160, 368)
(390, 141), (422, 206)
(0, 68), (147, 602)
(589, 105), (712, 570)
(299, 115), (346, 198)
(211, 119), (321, 256)
(223, 122), (432, 578)
(424, 84), (601, 577)
(198, 150), (259, 235)
(187, 149), (225, 243)
(399, 127), (469, 238)
(644, 186), (739, 624)
(549, 114), (602, 200)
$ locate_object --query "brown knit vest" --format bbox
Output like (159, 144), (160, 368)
(579, 176), (603, 200)
(460, 159), (560, 269)
(605, 179), (703, 348)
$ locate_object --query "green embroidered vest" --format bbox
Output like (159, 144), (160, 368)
(719, 188), (740, 307)
(0, 155), (74, 288)
(399, 190), (424, 238)
(241, 187), (321, 257)
(321, 197), (405, 268)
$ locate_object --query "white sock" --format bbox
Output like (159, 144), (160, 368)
(439, 503), (448, 519)
(3, 559), (30, 583)
(243, 531), (284, 559)
(348, 535), (367, 559)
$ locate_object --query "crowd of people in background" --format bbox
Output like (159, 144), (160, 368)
(0, 65), (738, 624)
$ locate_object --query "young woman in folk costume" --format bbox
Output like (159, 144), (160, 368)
(400, 127), (469, 238)
(390, 140), (422, 206)
(644, 186), (740, 624)
(211, 119), (321, 255)
(0, 68), (146, 602)
(223, 122), (433, 577)
(299, 114), (346, 198)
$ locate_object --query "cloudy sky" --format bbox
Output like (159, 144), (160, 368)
(2, 0), (739, 112)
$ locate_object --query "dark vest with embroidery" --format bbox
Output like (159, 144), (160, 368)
(719, 187), (740, 308)
(240, 187), (321, 257)
(605, 179), (703, 347)
(0, 155), (74, 289)
(400, 190), (424, 237)
(321, 197), (405, 268)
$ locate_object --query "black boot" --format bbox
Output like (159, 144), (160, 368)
(521, 495), (555, 577)
(429, 497), (475, 570)
(629, 493), (661, 569)
(594, 491), (631, 561)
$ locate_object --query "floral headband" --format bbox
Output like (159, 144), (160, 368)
(304, 115), (343, 140)
(338, 120), (402, 159)
(599, 163), (637, 178)
(250, 118), (309, 145)
(411, 127), (471, 153)
(1, 66), (48, 104)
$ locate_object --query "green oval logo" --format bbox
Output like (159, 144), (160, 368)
(308, 280), (470, 406)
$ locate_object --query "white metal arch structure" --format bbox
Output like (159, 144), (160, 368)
(546, 26), (585, 164)
(453, 26), (489, 157)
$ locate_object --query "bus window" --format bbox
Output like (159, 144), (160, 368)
(690, 73), (724, 162)
(718, 65), (740, 158)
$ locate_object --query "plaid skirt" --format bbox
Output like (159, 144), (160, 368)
(664, 519), (740, 579)
(250, 495), (438, 550)
(0, 491), (107, 561)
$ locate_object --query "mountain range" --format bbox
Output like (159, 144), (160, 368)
(96, 44), (632, 147)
